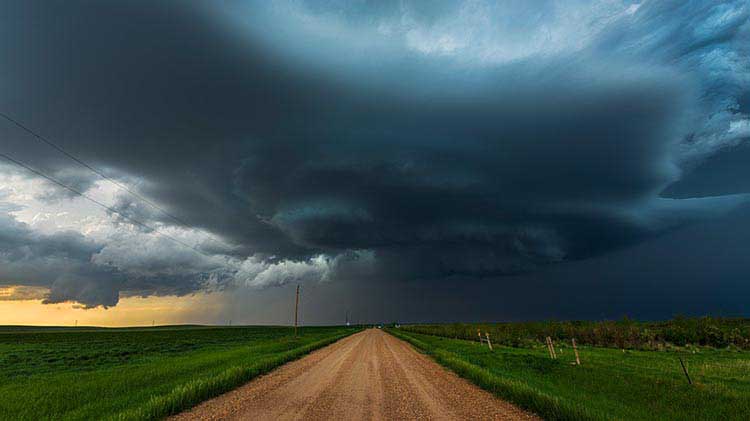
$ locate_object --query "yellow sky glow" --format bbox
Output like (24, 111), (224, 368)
(0, 293), (226, 327)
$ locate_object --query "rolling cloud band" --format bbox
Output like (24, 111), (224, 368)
(0, 0), (748, 310)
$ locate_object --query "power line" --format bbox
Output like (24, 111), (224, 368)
(0, 111), (228, 248)
(0, 152), (214, 258)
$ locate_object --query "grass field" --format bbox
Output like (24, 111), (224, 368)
(388, 328), (750, 420)
(0, 325), (356, 420)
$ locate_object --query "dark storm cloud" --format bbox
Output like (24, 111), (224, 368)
(0, 204), (241, 307)
(663, 141), (750, 198)
(34, 168), (100, 204)
(593, 0), (750, 195)
(1, 0), (748, 307)
(0, 210), (116, 307)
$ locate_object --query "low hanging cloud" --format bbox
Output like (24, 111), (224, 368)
(237, 256), (332, 289)
(0, 0), (748, 307)
(236, 250), (376, 288)
(0, 207), (367, 306)
(0, 211), (116, 307)
(33, 167), (100, 204)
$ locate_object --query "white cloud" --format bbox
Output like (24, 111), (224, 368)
(237, 255), (332, 288)
(1, 167), (353, 305)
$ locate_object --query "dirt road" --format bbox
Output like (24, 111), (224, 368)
(172, 329), (538, 421)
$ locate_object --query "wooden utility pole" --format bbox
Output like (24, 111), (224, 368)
(294, 284), (300, 337)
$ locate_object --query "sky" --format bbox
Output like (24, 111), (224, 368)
(0, 0), (749, 326)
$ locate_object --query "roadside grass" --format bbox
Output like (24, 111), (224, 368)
(0, 326), (356, 420)
(387, 328), (750, 421)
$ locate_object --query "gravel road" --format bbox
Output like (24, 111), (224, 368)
(171, 329), (539, 420)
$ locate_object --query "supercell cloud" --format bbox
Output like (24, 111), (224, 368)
(0, 0), (748, 310)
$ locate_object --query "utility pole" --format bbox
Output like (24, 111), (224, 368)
(294, 284), (300, 337)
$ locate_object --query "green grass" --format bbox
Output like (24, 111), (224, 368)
(0, 325), (357, 420)
(387, 328), (750, 421)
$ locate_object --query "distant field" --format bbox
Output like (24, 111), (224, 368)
(389, 324), (750, 421)
(400, 317), (750, 350)
(0, 325), (356, 420)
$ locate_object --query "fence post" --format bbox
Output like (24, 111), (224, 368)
(572, 338), (581, 365)
(545, 337), (557, 359)
(551, 338), (557, 359)
(679, 357), (692, 385)
(546, 336), (557, 359)
(485, 332), (493, 351)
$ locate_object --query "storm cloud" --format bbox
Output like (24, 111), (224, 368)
(1, 0), (748, 310)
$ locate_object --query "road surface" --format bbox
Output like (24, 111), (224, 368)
(172, 329), (538, 421)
